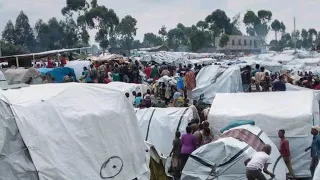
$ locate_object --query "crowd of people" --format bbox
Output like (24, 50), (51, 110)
(168, 119), (215, 177)
(77, 59), (200, 109)
(168, 120), (320, 179)
(241, 63), (320, 93)
(241, 64), (288, 92)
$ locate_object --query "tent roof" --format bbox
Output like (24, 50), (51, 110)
(209, 91), (319, 137)
(0, 83), (148, 179)
(182, 125), (287, 180)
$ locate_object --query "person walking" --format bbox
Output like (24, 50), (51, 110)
(184, 65), (196, 104)
(305, 126), (320, 177)
(278, 129), (296, 179)
(180, 126), (197, 170)
(241, 65), (252, 92)
(170, 132), (181, 172)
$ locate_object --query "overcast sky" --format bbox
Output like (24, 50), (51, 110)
(0, 0), (319, 45)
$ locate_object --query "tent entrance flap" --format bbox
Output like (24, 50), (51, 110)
(0, 100), (39, 180)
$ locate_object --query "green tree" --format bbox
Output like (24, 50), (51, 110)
(219, 34), (229, 48)
(14, 11), (35, 52)
(205, 9), (231, 34)
(167, 23), (190, 50)
(158, 25), (167, 41)
(243, 10), (260, 35)
(132, 40), (142, 49)
(116, 15), (137, 52)
(34, 19), (50, 51)
(279, 33), (292, 48)
(62, 0), (91, 47)
(80, 3), (119, 52)
(190, 29), (206, 51)
(60, 18), (81, 48)
(308, 28), (317, 46)
(143, 33), (163, 47)
(0, 40), (27, 56)
(271, 19), (281, 41)
(257, 10), (272, 23)
(280, 21), (286, 35)
(229, 13), (242, 35)
(196, 21), (208, 31)
(2, 20), (16, 44)
(301, 29), (309, 48)
(47, 18), (64, 49)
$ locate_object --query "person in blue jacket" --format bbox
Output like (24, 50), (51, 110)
(176, 73), (185, 98)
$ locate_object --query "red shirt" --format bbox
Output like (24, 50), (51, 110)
(280, 138), (290, 157)
(47, 59), (53, 68)
(61, 57), (67, 65)
(104, 78), (111, 84)
(144, 67), (151, 78)
(185, 71), (196, 90)
(315, 84), (320, 90)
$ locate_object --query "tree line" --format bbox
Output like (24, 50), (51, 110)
(1, 0), (320, 56)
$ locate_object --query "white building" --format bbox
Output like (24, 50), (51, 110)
(215, 35), (262, 54)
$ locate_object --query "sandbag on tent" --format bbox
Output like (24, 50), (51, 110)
(135, 107), (197, 158)
(107, 82), (149, 104)
(0, 83), (149, 180)
(208, 91), (320, 178)
(192, 65), (243, 104)
(4, 68), (43, 85)
(65, 60), (91, 80)
(38, 67), (77, 83)
(182, 125), (287, 180)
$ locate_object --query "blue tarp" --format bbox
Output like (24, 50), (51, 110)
(38, 67), (77, 83)
(220, 120), (255, 133)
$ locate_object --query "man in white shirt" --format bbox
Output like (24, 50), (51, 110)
(244, 144), (275, 180)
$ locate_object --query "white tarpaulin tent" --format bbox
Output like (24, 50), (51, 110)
(0, 71), (8, 87)
(65, 60), (91, 80)
(208, 91), (320, 177)
(238, 57), (283, 73)
(140, 52), (189, 66)
(107, 82), (149, 104)
(4, 68), (43, 85)
(192, 65), (243, 104)
(0, 83), (149, 180)
(135, 107), (196, 158)
(313, 163), (320, 180)
(182, 125), (287, 180)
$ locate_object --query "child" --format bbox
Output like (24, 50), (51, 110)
(170, 132), (181, 172)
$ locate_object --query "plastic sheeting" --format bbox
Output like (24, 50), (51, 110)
(182, 125), (287, 180)
(38, 67), (77, 83)
(208, 91), (320, 177)
(0, 71), (8, 88)
(4, 68), (42, 85)
(135, 107), (195, 158)
(0, 83), (149, 180)
(107, 82), (150, 104)
(314, 163), (320, 180)
(192, 65), (243, 104)
(0, 100), (38, 180)
(187, 58), (217, 66)
(140, 52), (189, 65)
(65, 60), (91, 80)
